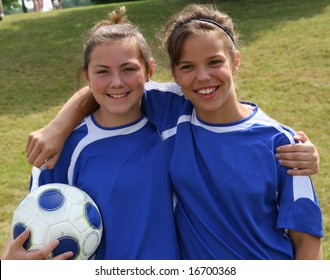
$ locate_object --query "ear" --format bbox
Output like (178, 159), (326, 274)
(146, 59), (155, 82)
(232, 51), (240, 74)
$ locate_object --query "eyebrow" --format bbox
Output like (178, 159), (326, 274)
(92, 61), (139, 69)
(92, 64), (110, 69)
(178, 55), (224, 65)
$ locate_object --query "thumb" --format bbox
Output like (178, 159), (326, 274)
(293, 130), (309, 143)
(14, 228), (30, 248)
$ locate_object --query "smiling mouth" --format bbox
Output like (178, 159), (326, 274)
(106, 92), (129, 99)
(195, 87), (218, 95)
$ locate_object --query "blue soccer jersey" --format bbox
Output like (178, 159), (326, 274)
(30, 114), (181, 260)
(142, 81), (323, 260)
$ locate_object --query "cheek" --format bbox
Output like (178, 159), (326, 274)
(128, 73), (148, 88)
(89, 76), (108, 90)
(176, 74), (194, 91)
(219, 66), (233, 80)
(173, 70), (185, 83)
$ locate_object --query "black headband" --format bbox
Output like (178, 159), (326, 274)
(178, 17), (236, 46)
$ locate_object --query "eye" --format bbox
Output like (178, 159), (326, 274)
(123, 66), (138, 73)
(209, 59), (222, 66)
(96, 69), (108, 74)
(93, 67), (109, 75)
(180, 64), (193, 71)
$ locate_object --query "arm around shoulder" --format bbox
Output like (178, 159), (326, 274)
(26, 86), (97, 169)
(276, 131), (319, 176)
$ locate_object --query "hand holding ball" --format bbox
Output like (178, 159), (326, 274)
(12, 183), (103, 260)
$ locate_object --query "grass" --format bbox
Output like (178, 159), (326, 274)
(0, 0), (329, 259)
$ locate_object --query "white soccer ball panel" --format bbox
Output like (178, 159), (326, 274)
(66, 185), (88, 203)
(80, 230), (102, 256)
(11, 183), (103, 260)
(27, 217), (51, 245)
(12, 195), (38, 223)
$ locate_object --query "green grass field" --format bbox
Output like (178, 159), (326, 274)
(0, 0), (329, 259)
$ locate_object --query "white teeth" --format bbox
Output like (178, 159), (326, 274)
(198, 87), (216, 95)
(109, 93), (128, 99)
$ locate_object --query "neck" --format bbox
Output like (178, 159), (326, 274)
(93, 108), (143, 128)
(197, 101), (252, 124)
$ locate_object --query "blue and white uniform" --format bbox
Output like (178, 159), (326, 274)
(142, 81), (323, 260)
(30, 114), (181, 260)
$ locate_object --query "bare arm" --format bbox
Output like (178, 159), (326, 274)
(289, 229), (323, 260)
(1, 229), (73, 260)
(276, 131), (319, 176)
(26, 86), (97, 169)
(27, 91), (320, 175)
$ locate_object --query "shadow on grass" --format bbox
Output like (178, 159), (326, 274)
(0, 0), (329, 115)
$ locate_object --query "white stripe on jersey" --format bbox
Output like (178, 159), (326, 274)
(145, 81), (184, 96)
(30, 166), (42, 191)
(191, 107), (295, 142)
(161, 115), (191, 141)
(293, 176), (314, 201)
(160, 106), (296, 144)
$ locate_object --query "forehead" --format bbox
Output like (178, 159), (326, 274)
(93, 40), (139, 56)
(180, 31), (227, 60)
(90, 40), (143, 65)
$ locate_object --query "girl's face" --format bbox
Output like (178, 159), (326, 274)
(83, 40), (153, 127)
(172, 31), (240, 123)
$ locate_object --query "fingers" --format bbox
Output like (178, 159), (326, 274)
(276, 156), (316, 169)
(51, 251), (74, 260)
(276, 143), (317, 162)
(276, 142), (313, 154)
(40, 154), (60, 170)
(26, 132), (47, 168)
(287, 168), (315, 176)
(31, 240), (73, 260)
(276, 156), (318, 176)
(15, 232), (58, 260)
(27, 148), (44, 168)
(26, 134), (57, 169)
(26, 128), (63, 169)
(293, 131), (309, 143)
(276, 140), (319, 176)
(276, 150), (315, 162)
(5, 230), (72, 260)
(40, 240), (73, 260)
(26, 130), (44, 159)
(33, 152), (58, 170)
(31, 240), (60, 260)
(26, 133), (33, 155)
(14, 228), (30, 248)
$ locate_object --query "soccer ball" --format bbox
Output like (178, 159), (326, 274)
(12, 183), (103, 260)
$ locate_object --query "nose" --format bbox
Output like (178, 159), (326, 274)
(110, 72), (124, 88)
(196, 67), (211, 82)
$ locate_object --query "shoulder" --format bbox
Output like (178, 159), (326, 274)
(243, 103), (296, 147)
(65, 117), (89, 150)
(142, 81), (193, 133)
(145, 81), (184, 96)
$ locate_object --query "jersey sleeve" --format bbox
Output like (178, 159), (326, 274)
(29, 167), (56, 192)
(277, 174), (323, 237)
(29, 123), (87, 192)
(275, 133), (323, 237)
(142, 81), (192, 134)
(29, 154), (71, 191)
